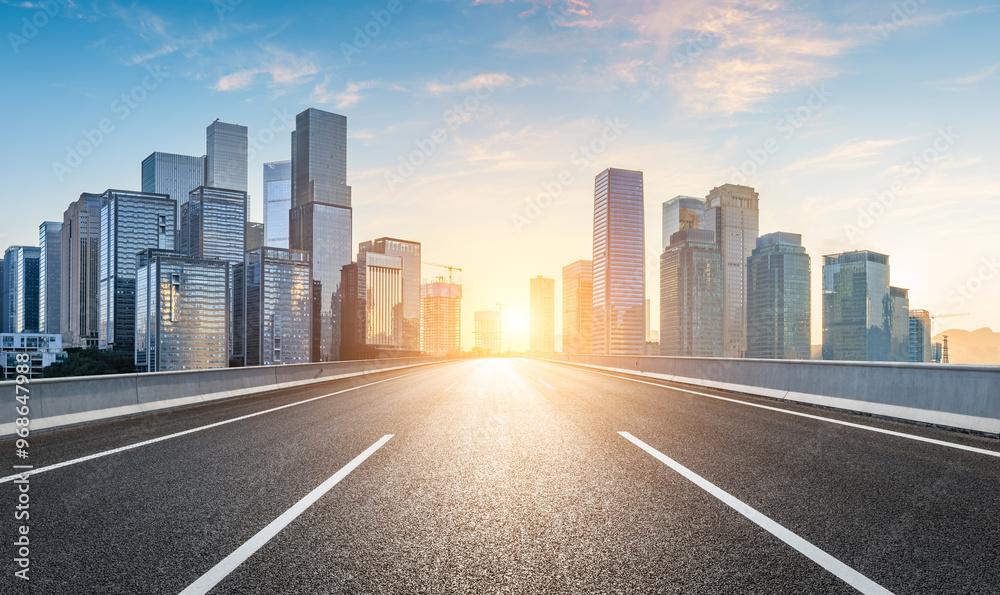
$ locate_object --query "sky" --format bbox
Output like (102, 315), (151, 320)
(2, 0), (999, 351)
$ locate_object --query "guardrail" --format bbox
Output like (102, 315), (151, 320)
(534, 354), (1000, 436)
(0, 357), (449, 437)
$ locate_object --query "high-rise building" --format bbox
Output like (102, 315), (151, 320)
(135, 249), (229, 372)
(703, 184), (759, 358)
(5, 246), (41, 334)
(908, 309), (932, 363)
(529, 275), (555, 353)
(141, 152), (206, 234)
(822, 250), (893, 362)
(61, 193), (105, 348)
(659, 229), (723, 357)
(661, 196), (705, 251)
(562, 259), (592, 355)
(263, 161), (292, 249)
(180, 186), (247, 267)
(890, 286), (910, 362)
(38, 221), (62, 335)
(289, 108), (353, 361)
(340, 251), (406, 360)
(245, 222), (264, 252)
(420, 281), (461, 355)
(1, 333), (66, 380)
(474, 310), (501, 355)
(0, 258), (6, 334)
(205, 120), (248, 193)
(233, 248), (312, 367)
(746, 232), (811, 359)
(592, 167), (645, 356)
(98, 190), (176, 353)
(358, 238), (421, 352)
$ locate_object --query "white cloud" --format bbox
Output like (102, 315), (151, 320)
(426, 72), (514, 95)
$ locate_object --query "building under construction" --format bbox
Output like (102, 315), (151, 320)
(420, 281), (462, 355)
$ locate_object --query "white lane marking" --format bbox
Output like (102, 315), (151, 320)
(444, 382), (457, 392)
(570, 366), (1000, 459)
(619, 431), (894, 595)
(538, 379), (556, 391)
(178, 435), (393, 595)
(0, 372), (423, 484)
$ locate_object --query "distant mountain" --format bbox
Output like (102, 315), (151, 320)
(932, 328), (1000, 365)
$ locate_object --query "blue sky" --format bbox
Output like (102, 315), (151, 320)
(2, 0), (999, 350)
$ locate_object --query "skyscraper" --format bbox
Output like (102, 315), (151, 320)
(263, 161), (292, 249)
(38, 221), (62, 335)
(592, 167), (645, 356)
(245, 222), (264, 252)
(562, 259), (593, 355)
(822, 250), (893, 361)
(289, 108), (353, 361)
(233, 247), (312, 366)
(5, 246), (40, 334)
(0, 258), (6, 334)
(61, 193), (105, 348)
(180, 186), (247, 267)
(135, 249), (229, 372)
(529, 275), (555, 353)
(661, 196), (705, 251)
(474, 311), (501, 355)
(703, 184), (759, 358)
(340, 251), (404, 360)
(746, 232), (811, 359)
(659, 229), (723, 357)
(908, 309), (932, 363)
(205, 120), (248, 193)
(890, 286), (910, 362)
(420, 280), (462, 355)
(358, 238), (421, 352)
(98, 190), (176, 353)
(141, 152), (206, 233)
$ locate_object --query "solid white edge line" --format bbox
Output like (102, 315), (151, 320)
(570, 366), (1000, 459)
(178, 434), (394, 595)
(0, 371), (423, 484)
(619, 431), (894, 595)
(444, 382), (457, 392)
(538, 379), (556, 390)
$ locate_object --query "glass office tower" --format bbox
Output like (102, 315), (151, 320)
(908, 309), (932, 363)
(562, 260), (593, 355)
(529, 275), (556, 353)
(0, 258), (5, 333)
(5, 246), (41, 334)
(659, 229), (723, 357)
(141, 152), (206, 232)
(340, 251), (403, 360)
(233, 247), (312, 366)
(135, 249), (229, 372)
(98, 190), (176, 353)
(38, 221), (62, 335)
(746, 232), (811, 359)
(661, 196), (705, 251)
(61, 193), (106, 348)
(181, 186), (248, 267)
(206, 120), (248, 193)
(890, 286), (910, 362)
(263, 161), (292, 249)
(822, 250), (892, 361)
(703, 184), (760, 358)
(289, 108), (353, 361)
(357, 238), (421, 352)
(592, 167), (645, 356)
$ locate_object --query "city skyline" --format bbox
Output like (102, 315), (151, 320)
(2, 0), (999, 352)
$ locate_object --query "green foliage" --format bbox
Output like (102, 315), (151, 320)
(43, 347), (136, 378)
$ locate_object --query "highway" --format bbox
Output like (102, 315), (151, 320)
(3, 358), (999, 594)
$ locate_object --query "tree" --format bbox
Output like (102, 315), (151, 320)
(43, 347), (136, 378)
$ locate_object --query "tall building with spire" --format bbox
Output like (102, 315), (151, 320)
(592, 168), (645, 356)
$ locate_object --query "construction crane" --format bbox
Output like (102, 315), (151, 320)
(424, 262), (463, 284)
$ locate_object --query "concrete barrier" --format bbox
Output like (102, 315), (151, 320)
(0, 357), (449, 437)
(535, 354), (1000, 436)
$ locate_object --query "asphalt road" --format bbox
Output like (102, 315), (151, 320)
(2, 358), (999, 594)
